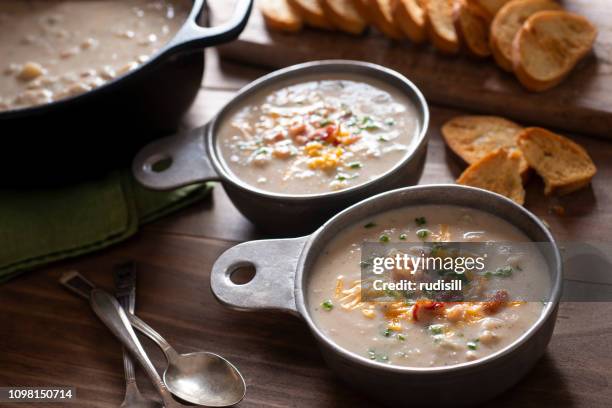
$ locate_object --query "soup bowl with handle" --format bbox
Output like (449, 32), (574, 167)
(210, 184), (562, 407)
(133, 60), (430, 235)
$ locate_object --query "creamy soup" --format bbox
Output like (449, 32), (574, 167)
(217, 74), (420, 195)
(0, 0), (191, 111)
(308, 205), (550, 367)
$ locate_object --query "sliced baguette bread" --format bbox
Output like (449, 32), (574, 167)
(352, 0), (373, 22)
(393, 0), (428, 43)
(442, 115), (529, 178)
(517, 127), (596, 195)
(426, 0), (461, 54)
(287, 0), (335, 29)
(260, 0), (304, 32)
(466, 0), (512, 20)
(512, 10), (597, 92)
(490, 0), (561, 72)
(453, 0), (491, 57)
(457, 148), (526, 205)
(368, 0), (405, 39)
(321, 0), (368, 34)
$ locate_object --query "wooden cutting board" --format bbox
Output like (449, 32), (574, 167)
(213, 0), (612, 138)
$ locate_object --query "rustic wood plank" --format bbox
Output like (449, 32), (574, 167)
(211, 0), (612, 138)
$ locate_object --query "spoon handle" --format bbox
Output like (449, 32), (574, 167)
(128, 314), (180, 361)
(60, 271), (180, 362)
(89, 289), (180, 408)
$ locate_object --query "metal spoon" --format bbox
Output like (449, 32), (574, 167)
(128, 315), (245, 407)
(90, 288), (186, 408)
(60, 271), (246, 407)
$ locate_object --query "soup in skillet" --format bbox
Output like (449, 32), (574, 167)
(308, 205), (550, 367)
(217, 74), (420, 195)
(0, 0), (191, 111)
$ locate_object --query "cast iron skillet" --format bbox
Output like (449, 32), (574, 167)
(0, 0), (253, 186)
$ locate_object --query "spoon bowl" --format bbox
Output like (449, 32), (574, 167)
(164, 352), (246, 407)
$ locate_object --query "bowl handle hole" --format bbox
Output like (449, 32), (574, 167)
(229, 264), (256, 285)
(145, 154), (173, 173)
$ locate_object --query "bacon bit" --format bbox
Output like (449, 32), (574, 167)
(412, 303), (419, 321)
(289, 123), (306, 137)
(482, 290), (509, 314)
(308, 125), (338, 143)
(412, 300), (445, 321)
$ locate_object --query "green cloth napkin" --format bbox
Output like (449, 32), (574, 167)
(0, 171), (211, 283)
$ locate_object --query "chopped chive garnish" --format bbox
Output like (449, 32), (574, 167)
(348, 161), (362, 169)
(319, 118), (332, 126)
(322, 300), (334, 311)
(379, 234), (390, 243)
(416, 229), (429, 240)
(399, 233), (407, 240)
(364, 222), (376, 229)
(383, 328), (392, 337)
(428, 324), (444, 335)
(467, 339), (479, 350)
(385, 118), (396, 126)
(397, 334), (406, 341)
(484, 266), (515, 278)
(415, 217), (427, 226)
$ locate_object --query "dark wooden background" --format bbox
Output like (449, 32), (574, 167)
(0, 50), (611, 407)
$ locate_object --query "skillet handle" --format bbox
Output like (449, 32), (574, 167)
(210, 237), (308, 315)
(165, 0), (253, 53)
(132, 125), (220, 190)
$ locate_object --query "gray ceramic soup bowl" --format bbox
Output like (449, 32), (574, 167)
(132, 60), (429, 235)
(211, 185), (562, 407)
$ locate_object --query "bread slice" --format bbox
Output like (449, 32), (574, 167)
(426, 0), (461, 54)
(393, 0), (428, 43)
(321, 0), (368, 34)
(512, 10), (597, 92)
(457, 148), (526, 205)
(287, 0), (335, 29)
(368, 0), (405, 39)
(490, 0), (561, 72)
(453, 0), (491, 57)
(352, 0), (373, 22)
(442, 115), (529, 179)
(466, 0), (512, 20)
(517, 127), (596, 195)
(260, 0), (304, 32)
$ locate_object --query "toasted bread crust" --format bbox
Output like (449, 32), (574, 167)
(466, 0), (512, 20)
(490, 0), (561, 72)
(457, 148), (526, 205)
(426, 0), (461, 54)
(517, 127), (596, 195)
(287, 0), (335, 29)
(393, 0), (428, 43)
(512, 10), (597, 92)
(321, 0), (368, 34)
(260, 0), (304, 32)
(453, 0), (491, 57)
(368, 0), (405, 39)
(442, 115), (530, 179)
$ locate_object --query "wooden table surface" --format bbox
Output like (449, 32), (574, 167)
(0, 50), (611, 408)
